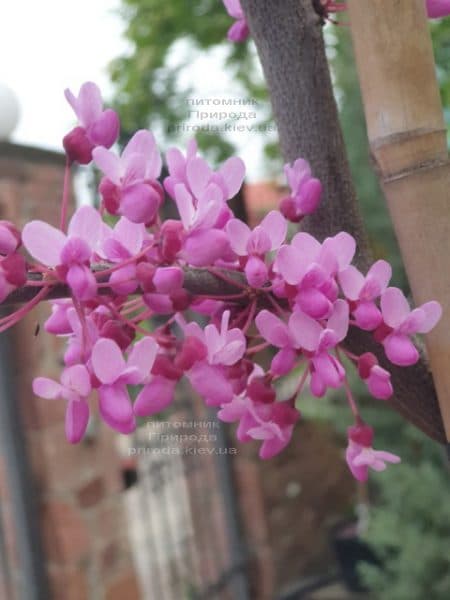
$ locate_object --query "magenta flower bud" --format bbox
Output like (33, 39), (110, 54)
(136, 262), (156, 292)
(153, 267), (184, 294)
(357, 352), (378, 379)
(99, 177), (120, 214)
(247, 377), (276, 404)
(0, 221), (21, 255)
(2, 253), (26, 287)
(100, 320), (134, 351)
(160, 220), (184, 263)
(245, 255), (268, 288)
(63, 126), (95, 165)
(171, 289), (191, 312)
(175, 336), (208, 371)
(348, 423), (374, 447)
(280, 196), (303, 223)
(151, 355), (183, 381)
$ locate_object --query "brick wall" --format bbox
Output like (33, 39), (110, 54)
(0, 142), (139, 600)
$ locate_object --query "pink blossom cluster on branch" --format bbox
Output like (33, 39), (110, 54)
(0, 83), (442, 482)
(221, 0), (450, 41)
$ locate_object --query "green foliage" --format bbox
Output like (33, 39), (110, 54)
(110, 0), (268, 161)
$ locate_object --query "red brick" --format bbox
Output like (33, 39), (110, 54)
(77, 477), (105, 508)
(48, 566), (89, 600)
(41, 501), (90, 565)
(105, 569), (140, 600)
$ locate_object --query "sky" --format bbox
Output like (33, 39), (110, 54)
(0, 0), (268, 180)
(0, 0), (127, 151)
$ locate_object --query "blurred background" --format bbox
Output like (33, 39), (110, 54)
(0, 1), (450, 599)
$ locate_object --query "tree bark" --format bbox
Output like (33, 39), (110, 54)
(347, 0), (450, 444)
(240, 0), (445, 442)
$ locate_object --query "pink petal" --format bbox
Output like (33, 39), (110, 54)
(119, 182), (160, 224)
(288, 310), (322, 351)
(68, 205), (103, 248)
(426, 0), (450, 18)
(218, 156), (245, 198)
(153, 267), (184, 294)
(98, 383), (133, 424)
(226, 218), (251, 255)
(223, 0), (244, 19)
(183, 229), (229, 266)
(92, 147), (122, 185)
(174, 184), (195, 229)
(227, 20), (249, 43)
(365, 260), (392, 296)
(66, 265), (97, 301)
(338, 266), (364, 300)
(127, 337), (158, 382)
(322, 232), (356, 271)
(123, 130), (162, 179)
(275, 245), (305, 285)
(245, 256), (268, 288)
(91, 338), (126, 384)
(188, 363), (234, 405)
(134, 377), (175, 417)
(186, 157), (212, 199)
(260, 211), (287, 250)
(22, 221), (66, 267)
(88, 108), (120, 148)
(113, 217), (145, 256)
(122, 151), (148, 184)
(383, 333), (419, 366)
(327, 299), (349, 342)
(166, 147), (186, 179)
(33, 377), (63, 399)
(77, 82), (103, 127)
(415, 301), (442, 333)
(65, 399), (89, 444)
(61, 365), (91, 397)
(271, 347), (297, 376)
(353, 301), (382, 331)
(255, 310), (291, 348)
(109, 264), (138, 296)
(381, 287), (411, 328)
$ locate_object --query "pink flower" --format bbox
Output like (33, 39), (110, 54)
(226, 210), (287, 287)
(222, 0), (249, 43)
(63, 82), (120, 164)
(93, 130), (163, 224)
(0, 253), (27, 303)
(280, 159), (322, 222)
(91, 337), (158, 434)
(33, 365), (92, 443)
(379, 287), (442, 366)
(165, 144), (245, 205)
(426, 0), (450, 18)
(290, 300), (349, 396)
(184, 310), (246, 405)
(174, 183), (230, 266)
(357, 353), (393, 400)
(22, 206), (103, 300)
(346, 424), (401, 482)
(275, 232), (355, 319)
(339, 260), (392, 330)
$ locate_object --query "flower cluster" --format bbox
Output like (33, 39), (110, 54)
(221, 0), (450, 43)
(0, 82), (442, 483)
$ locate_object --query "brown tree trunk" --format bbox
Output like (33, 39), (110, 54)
(240, 0), (445, 442)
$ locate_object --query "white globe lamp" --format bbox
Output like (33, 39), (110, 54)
(0, 83), (20, 141)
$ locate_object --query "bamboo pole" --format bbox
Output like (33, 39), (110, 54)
(347, 0), (450, 445)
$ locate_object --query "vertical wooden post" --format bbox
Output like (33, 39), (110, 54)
(347, 0), (450, 444)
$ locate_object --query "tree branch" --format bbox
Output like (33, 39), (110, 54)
(240, 0), (445, 443)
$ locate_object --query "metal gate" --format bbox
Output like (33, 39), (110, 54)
(121, 389), (250, 600)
